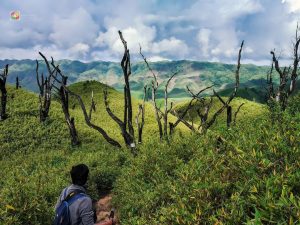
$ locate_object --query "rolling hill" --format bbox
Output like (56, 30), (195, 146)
(0, 59), (272, 100)
(1, 80), (299, 224)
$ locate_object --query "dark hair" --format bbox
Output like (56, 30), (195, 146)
(70, 164), (89, 186)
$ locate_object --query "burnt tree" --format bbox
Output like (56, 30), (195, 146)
(170, 85), (214, 134)
(48, 56), (121, 148)
(0, 64), (9, 121)
(139, 45), (177, 141)
(163, 72), (177, 140)
(136, 85), (147, 144)
(267, 24), (300, 110)
(56, 68), (80, 146)
(88, 91), (96, 120)
(36, 52), (58, 122)
(211, 41), (244, 128)
(233, 103), (245, 125)
(104, 31), (135, 149)
(16, 76), (21, 89)
(174, 41), (244, 132)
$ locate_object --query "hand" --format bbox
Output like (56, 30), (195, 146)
(109, 208), (115, 224)
(111, 218), (116, 225)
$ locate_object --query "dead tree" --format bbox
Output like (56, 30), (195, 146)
(47, 56), (121, 148)
(88, 91), (96, 120)
(169, 85), (214, 134)
(211, 41), (244, 128)
(163, 72), (177, 140)
(267, 24), (300, 110)
(139, 45), (177, 141)
(0, 65), (9, 121)
(104, 31), (136, 149)
(174, 41), (244, 132)
(16, 76), (21, 89)
(58, 72), (80, 146)
(150, 74), (163, 140)
(36, 52), (58, 122)
(136, 86), (147, 143)
(233, 103), (245, 125)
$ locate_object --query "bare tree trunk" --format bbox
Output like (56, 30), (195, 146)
(268, 24), (300, 110)
(16, 76), (20, 89)
(207, 41), (244, 130)
(170, 85), (214, 134)
(88, 91), (96, 120)
(139, 45), (177, 141)
(59, 76), (80, 146)
(48, 58), (122, 148)
(136, 86), (147, 144)
(0, 65), (9, 121)
(227, 106), (232, 128)
(104, 31), (135, 150)
(119, 31), (135, 144)
(180, 41), (244, 133)
(163, 73), (176, 141)
(233, 103), (245, 125)
(152, 81), (163, 140)
(36, 53), (58, 122)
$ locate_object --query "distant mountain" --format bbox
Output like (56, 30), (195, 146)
(0, 59), (273, 99)
(218, 78), (300, 103)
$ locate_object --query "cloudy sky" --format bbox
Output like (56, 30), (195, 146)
(0, 0), (300, 65)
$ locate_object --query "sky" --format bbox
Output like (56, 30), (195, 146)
(0, 0), (300, 65)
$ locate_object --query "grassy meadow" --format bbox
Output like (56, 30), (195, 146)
(0, 81), (300, 224)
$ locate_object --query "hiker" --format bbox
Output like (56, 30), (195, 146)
(54, 164), (115, 225)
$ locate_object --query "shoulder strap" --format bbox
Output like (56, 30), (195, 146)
(63, 190), (86, 205)
(67, 193), (86, 206)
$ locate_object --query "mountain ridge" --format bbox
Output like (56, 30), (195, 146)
(1, 59), (272, 100)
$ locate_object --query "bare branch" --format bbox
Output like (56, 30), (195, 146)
(88, 91), (96, 120)
(228, 40), (244, 104)
(118, 30), (135, 146)
(49, 57), (121, 148)
(139, 44), (159, 88)
(233, 103), (245, 125)
(187, 84), (214, 99)
(213, 89), (226, 105)
(136, 85), (147, 143)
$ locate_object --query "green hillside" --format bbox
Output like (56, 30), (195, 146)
(1, 81), (300, 224)
(1, 59), (271, 100)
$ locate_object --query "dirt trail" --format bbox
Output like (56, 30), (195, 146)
(96, 194), (119, 224)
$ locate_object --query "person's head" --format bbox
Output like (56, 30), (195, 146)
(70, 164), (89, 186)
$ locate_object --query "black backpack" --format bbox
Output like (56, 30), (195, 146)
(53, 189), (86, 225)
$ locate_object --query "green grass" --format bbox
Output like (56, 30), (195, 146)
(1, 81), (299, 225)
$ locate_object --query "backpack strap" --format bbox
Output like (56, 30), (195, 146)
(63, 189), (86, 206)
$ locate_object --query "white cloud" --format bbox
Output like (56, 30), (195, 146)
(282, 0), (300, 12)
(0, 0), (300, 65)
(69, 43), (90, 59)
(189, 0), (263, 26)
(95, 24), (156, 54)
(0, 45), (69, 60)
(148, 56), (170, 62)
(197, 28), (211, 57)
(49, 7), (98, 48)
(152, 37), (189, 57)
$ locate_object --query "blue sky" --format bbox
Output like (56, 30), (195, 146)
(0, 0), (300, 65)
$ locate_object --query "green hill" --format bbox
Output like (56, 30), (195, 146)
(1, 59), (271, 100)
(1, 81), (300, 224)
(218, 79), (300, 104)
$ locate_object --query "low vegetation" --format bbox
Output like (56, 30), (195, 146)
(0, 80), (299, 224)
